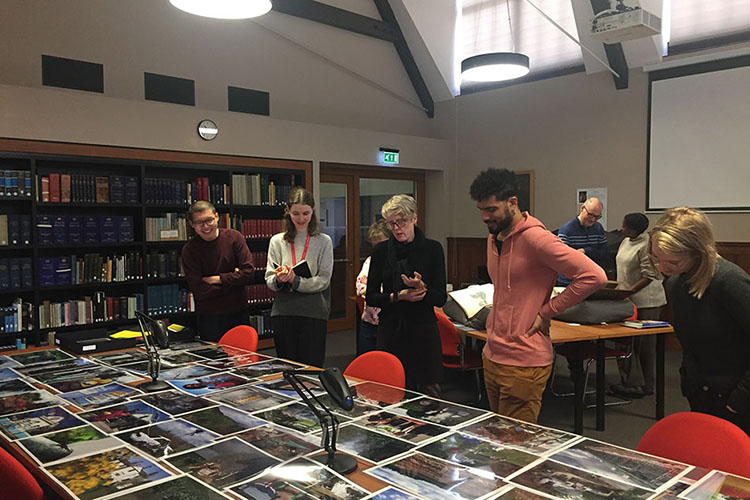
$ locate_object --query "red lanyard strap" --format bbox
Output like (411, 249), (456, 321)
(291, 234), (310, 266)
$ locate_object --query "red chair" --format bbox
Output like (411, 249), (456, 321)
(0, 446), (46, 500)
(637, 412), (750, 477)
(344, 351), (405, 388)
(219, 325), (259, 352)
(436, 312), (484, 399)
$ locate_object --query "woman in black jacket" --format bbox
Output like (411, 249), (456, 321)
(365, 194), (447, 396)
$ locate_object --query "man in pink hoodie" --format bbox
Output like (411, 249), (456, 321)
(469, 169), (607, 423)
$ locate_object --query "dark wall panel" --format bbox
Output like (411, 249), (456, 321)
(41, 55), (104, 93)
(228, 86), (270, 116)
(144, 72), (195, 106)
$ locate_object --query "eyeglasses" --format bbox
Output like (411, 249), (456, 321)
(583, 207), (603, 220)
(385, 218), (411, 230)
(192, 215), (217, 227)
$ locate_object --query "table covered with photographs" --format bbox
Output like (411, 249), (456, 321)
(0, 343), (744, 500)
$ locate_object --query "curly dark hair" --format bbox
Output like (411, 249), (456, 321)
(623, 212), (649, 235)
(469, 168), (519, 202)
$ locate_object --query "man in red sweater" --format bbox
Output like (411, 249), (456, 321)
(470, 169), (606, 423)
(181, 201), (256, 342)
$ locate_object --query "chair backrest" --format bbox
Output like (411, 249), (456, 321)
(637, 412), (750, 477)
(0, 447), (45, 500)
(219, 325), (259, 352)
(436, 312), (461, 357)
(344, 351), (405, 388)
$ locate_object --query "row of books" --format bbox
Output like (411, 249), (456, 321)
(145, 250), (184, 279)
(247, 284), (274, 305)
(248, 309), (274, 338)
(38, 293), (144, 329)
(0, 258), (33, 290)
(144, 177), (230, 205)
(39, 174), (139, 204)
(145, 213), (188, 241)
(232, 173), (294, 206)
(0, 214), (32, 246)
(0, 170), (32, 197)
(1, 299), (33, 333)
(233, 217), (283, 239)
(146, 284), (194, 315)
(37, 215), (135, 245)
(39, 252), (143, 287)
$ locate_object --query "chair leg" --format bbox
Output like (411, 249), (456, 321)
(474, 369), (483, 402)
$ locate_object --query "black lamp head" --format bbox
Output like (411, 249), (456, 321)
(318, 367), (353, 411)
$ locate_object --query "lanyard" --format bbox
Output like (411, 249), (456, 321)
(291, 234), (310, 266)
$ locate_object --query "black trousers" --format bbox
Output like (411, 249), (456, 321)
(196, 310), (249, 343)
(686, 383), (750, 436)
(272, 315), (327, 367)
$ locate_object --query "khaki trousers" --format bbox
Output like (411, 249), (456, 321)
(482, 355), (552, 424)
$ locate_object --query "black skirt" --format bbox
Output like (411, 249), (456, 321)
(377, 316), (443, 388)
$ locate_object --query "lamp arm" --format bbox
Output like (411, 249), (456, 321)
(135, 313), (161, 382)
(283, 371), (337, 452)
(520, 0), (621, 78)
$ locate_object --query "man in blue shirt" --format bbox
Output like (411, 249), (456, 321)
(557, 197), (608, 286)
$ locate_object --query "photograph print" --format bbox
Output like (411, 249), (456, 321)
(333, 424), (415, 463)
(188, 345), (251, 360)
(255, 402), (329, 434)
(460, 414), (578, 455)
(366, 452), (504, 500)
(60, 382), (140, 410)
(106, 475), (233, 500)
(358, 411), (449, 444)
(10, 348), (74, 366)
(235, 424), (320, 461)
(511, 459), (653, 500)
(18, 425), (122, 465)
(0, 355), (21, 369)
(389, 398), (485, 428)
(132, 389), (215, 416)
(44, 446), (172, 500)
(254, 376), (327, 399)
(232, 359), (307, 379)
(207, 384), (292, 413)
(351, 381), (420, 408)
(181, 405), (266, 435)
(158, 363), (221, 381)
(683, 471), (750, 500)
(168, 372), (249, 396)
(166, 437), (280, 489)
(367, 487), (426, 500)
(550, 438), (690, 491)
(0, 405), (84, 440)
(0, 367), (21, 381)
(0, 378), (35, 397)
(418, 432), (539, 479)
(91, 350), (150, 367)
(116, 418), (219, 458)
(199, 352), (272, 370)
(79, 400), (171, 434)
(0, 389), (61, 416)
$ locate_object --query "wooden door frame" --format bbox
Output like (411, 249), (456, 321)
(320, 163), (426, 332)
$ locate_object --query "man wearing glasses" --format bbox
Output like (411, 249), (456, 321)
(557, 197), (608, 286)
(182, 201), (256, 342)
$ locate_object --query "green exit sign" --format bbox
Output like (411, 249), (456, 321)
(383, 151), (399, 164)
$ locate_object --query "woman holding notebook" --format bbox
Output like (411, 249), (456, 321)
(650, 207), (750, 434)
(265, 188), (333, 367)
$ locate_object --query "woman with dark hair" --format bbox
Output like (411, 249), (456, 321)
(365, 194), (447, 396)
(610, 212), (666, 398)
(650, 207), (750, 434)
(265, 188), (333, 366)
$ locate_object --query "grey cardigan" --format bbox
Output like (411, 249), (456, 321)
(265, 231), (333, 320)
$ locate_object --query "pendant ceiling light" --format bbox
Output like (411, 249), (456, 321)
(169, 0), (272, 19)
(461, 0), (529, 83)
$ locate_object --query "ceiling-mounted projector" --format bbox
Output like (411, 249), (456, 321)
(590, 2), (661, 44)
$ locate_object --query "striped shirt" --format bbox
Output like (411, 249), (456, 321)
(557, 216), (608, 286)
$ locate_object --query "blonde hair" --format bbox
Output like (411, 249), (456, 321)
(367, 219), (390, 244)
(381, 194), (417, 220)
(649, 207), (719, 299)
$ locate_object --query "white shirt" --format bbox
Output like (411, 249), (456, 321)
(616, 232), (667, 309)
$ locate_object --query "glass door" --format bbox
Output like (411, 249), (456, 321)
(319, 174), (355, 332)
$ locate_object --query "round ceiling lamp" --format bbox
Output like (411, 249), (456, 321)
(461, 52), (530, 83)
(169, 0), (272, 19)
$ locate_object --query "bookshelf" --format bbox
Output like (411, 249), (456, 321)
(0, 139), (312, 350)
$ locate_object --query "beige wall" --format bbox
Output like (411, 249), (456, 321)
(443, 54), (750, 243)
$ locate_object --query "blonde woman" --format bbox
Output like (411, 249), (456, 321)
(650, 207), (750, 434)
(355, 219), (390, 355)
(365, 195), (447, 396)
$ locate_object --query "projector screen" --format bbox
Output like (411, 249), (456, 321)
(648, 57), (750, 211)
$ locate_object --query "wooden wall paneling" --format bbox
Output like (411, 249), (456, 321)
(717, 242), (750, 275)
(446, 237), (487, 289)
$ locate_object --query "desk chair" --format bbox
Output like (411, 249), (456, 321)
(436, 312), (483, 399)
(344, 351), (405, 388)
(0, 447), (46, 500)
(549, 340), (632, 408)
(219, 325), (259, 352)
(637, 412), (750, 477)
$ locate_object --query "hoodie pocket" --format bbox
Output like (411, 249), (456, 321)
(488, 304), (514, 340)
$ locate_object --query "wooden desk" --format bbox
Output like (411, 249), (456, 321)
(450, 319), (674, 435)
